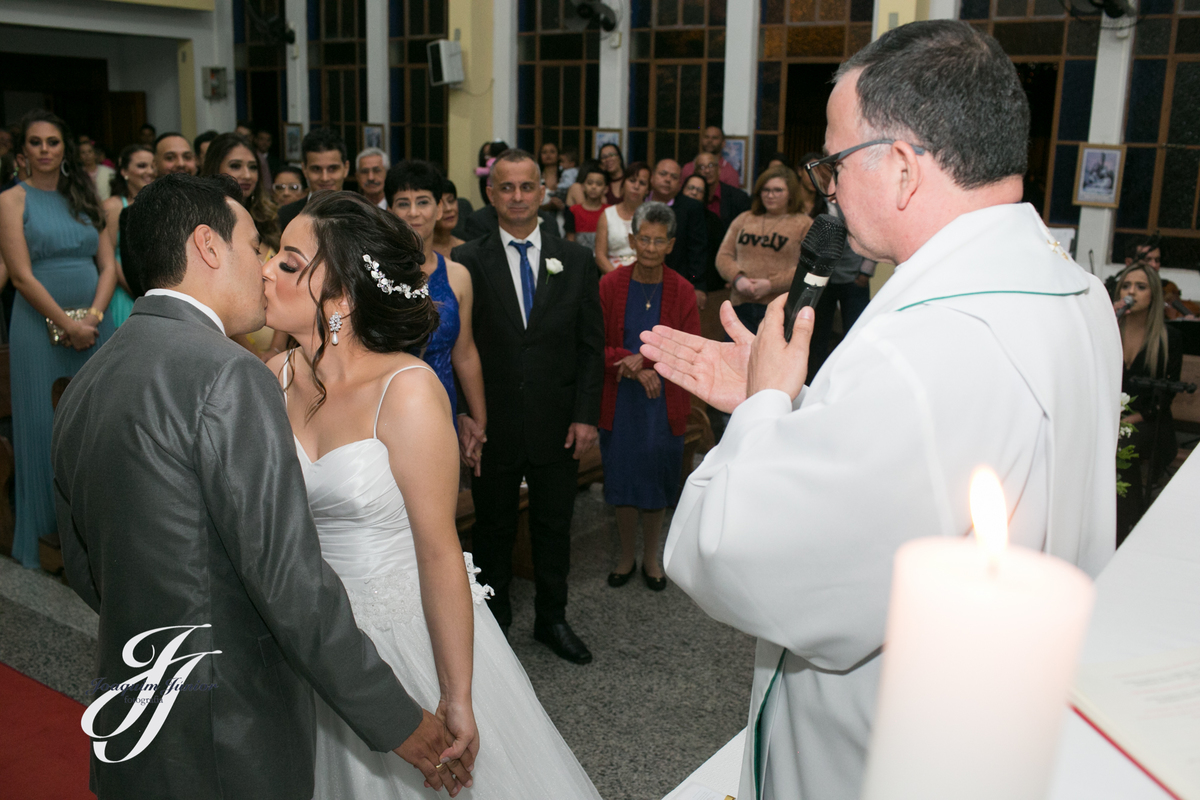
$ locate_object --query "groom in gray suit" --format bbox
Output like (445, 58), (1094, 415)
(53, 175), (469, 799)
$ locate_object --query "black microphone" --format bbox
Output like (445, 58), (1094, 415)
(783, 214), (847, 342)
(1115, 295), (1134, 319)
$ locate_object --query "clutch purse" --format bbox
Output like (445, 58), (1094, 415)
(46, 308), (93, 347)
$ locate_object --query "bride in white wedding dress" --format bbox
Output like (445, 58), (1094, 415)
(262, 191), (603, 799)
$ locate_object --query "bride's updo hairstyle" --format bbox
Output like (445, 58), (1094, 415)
(296, 191), (440, 414)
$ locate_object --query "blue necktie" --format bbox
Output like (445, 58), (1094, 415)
(509, 240), (536, 324)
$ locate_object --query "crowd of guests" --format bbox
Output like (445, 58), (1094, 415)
(1, 106), (1186, 653)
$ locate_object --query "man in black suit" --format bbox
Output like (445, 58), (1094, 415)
(452, 150), (604, 665)
(53, 174), (465, 798)
(277, 128), (350, 231)
(695, 151), (751, 234)
(649, 157), (709, 308)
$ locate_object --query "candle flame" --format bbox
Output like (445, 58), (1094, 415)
(969, 467), (1008, 560)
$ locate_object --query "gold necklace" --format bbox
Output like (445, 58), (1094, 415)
(634, 272), (661, 310)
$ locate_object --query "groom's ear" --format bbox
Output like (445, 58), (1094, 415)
(190, 225), (223, 271)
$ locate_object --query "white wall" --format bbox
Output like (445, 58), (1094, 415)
(0, 24), (181, 136)
(0, 0), (235, 134)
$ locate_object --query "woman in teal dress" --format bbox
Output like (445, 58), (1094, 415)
(0, 110), (115, 568)
(102, 143), (155, 327)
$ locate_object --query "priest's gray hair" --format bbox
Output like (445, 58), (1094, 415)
(631, 201), (677, 239)
(835, 20), (1029, 190)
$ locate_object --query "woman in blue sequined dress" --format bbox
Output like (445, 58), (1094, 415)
(386, 160), (488, 473)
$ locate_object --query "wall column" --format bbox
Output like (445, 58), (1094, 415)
(722, 0), (759, 145)
(285, 0), (309, 132)
(597, 12), (630, 157)
(1075, 22), (1136, 270)
(364, 0), (388, 146)
(492, 0), (518, 145)
(448, 0), (495, 207)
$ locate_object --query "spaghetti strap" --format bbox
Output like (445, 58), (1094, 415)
(373, 364), (437, 436)
(280, 349), (296, 406)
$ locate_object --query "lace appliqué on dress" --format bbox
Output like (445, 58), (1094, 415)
(343, 570), (424, 630)
(464, 552), (494, 605)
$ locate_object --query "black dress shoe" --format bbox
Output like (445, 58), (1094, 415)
(607, 561), (637, 587)
(642, 565), (667, 592)
(533, 621), (593, 664)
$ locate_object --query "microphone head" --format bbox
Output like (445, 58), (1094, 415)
(1123, 295), (1134, 306)
(800, 214), (848, 277)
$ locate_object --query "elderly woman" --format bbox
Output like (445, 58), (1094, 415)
(599, 201), (700, 591)
(715, 165), (812, 335)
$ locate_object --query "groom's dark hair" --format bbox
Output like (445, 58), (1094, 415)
(123, 173), (241, 293)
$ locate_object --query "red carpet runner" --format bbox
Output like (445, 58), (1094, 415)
(0, 662), (92, 799)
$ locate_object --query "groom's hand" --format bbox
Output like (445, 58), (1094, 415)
(395, 709), (469, 794)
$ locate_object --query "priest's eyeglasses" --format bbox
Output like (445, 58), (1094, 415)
(804, 139), (927, 200)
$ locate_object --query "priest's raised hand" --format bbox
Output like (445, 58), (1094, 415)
(638, 295), (814, 412)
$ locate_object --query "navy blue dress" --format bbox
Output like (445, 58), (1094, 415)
(420, 252), (460, 416)
(599, 279), (684, 509)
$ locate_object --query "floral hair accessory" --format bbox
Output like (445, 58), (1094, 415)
(362, 253), (429, 299)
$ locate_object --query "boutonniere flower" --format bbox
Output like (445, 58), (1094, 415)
(546, 258), (564, 275)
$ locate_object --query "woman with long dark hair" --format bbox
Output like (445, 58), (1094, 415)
(101, 143), (155, 327)
(200, 132), (280, 253)
(201, 132), (284, 357)
(1112, 263), (1182, 545)
(0, 110), (115, 568)
(261, 191), (603, 799)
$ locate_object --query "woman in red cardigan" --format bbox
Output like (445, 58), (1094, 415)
(599, 202), (701, 591)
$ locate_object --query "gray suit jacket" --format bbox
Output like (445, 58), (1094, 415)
(53, 296), (422, 800)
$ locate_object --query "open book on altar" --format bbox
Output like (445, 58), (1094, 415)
(1071, 646), (1200, 800)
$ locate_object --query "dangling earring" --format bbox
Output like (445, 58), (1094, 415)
(24, 161), (32, 178)
(328, 311), (342, 345)
(60, 161), (69, 177)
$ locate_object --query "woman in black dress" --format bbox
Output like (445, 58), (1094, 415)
(1113, 263), (1181, 546)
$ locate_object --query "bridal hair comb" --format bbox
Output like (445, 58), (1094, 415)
(362, 253), (429, 299)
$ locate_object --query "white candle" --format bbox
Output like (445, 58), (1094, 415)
(861, 468), (1095, 800)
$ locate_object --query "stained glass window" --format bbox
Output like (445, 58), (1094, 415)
(386, 0), (447, 164)
(627, 0), (727, 166)
(517, 1), (601, 163)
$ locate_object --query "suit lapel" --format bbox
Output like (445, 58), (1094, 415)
(527, 235), (558, 331)
(480, 233), (526, 333)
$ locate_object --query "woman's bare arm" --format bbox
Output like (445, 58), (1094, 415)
(377, 366), (478, 769)
(594, 212), (616, 273)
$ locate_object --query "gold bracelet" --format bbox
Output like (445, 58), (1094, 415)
(87, 306), (104, 322)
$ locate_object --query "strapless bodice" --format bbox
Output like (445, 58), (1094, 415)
(296, 436), (418, 580)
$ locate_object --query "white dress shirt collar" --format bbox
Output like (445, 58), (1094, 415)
(144, 288), (227, 334)
(498, 225), (543, 326)
(499, 224), (542, 253)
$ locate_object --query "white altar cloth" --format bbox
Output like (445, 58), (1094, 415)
(665, 451), (1200, 800)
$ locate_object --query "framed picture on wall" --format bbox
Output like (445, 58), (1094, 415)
(594, 129), (623, 158)
(1073, 144), (1125, 208)
(363, 124), (385, 152)
(722, 136), (750, 188)
(284, 123), (304, 163)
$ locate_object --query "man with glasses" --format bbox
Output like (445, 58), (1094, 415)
(680, 126), (741, 187)
(270, 166), (306, 209)
(642, 21), (1120, 800)
(694, 152), (751, 240)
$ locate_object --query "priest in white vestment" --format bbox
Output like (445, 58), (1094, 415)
(640, 21), (1122, 800)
